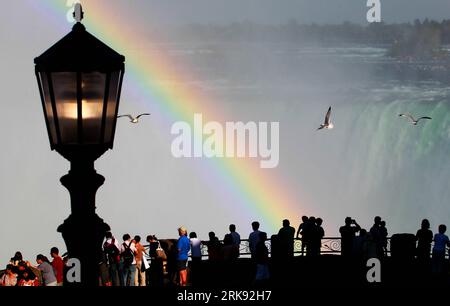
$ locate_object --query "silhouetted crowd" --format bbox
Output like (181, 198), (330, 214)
(1, 216), (450, 286)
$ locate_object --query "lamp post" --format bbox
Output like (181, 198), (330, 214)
(34, 6), (125, 286)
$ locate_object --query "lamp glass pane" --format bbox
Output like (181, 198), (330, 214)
(52, 72), (78, 144)
(82, 72), (106, 144)
(38, 72), (57, 144)
(104, 70), (121, 143)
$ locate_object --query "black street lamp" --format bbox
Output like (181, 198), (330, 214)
(34, 6), (125, 286)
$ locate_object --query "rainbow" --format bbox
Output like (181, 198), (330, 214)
(29, 0), (307, 232)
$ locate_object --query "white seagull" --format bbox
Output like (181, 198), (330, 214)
(398, 113), (432, 125)
(317, 106), (334, 130)
(118, 113), (151, 124)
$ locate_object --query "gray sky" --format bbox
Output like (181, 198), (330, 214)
(125, 0), (450, 24)
(0, 0), (449, 265)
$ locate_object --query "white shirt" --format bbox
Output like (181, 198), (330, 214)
(190, 238), (202, 258)
(120, 240), (137, 265)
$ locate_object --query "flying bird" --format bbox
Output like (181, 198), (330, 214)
(398, 113), (432, 125)
(118, 113), (151, 124)
(317, 106), (334, 130)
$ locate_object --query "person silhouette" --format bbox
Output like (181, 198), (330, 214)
(431, 224), (450, 276)
(133, 235), (147, 286)
(103, 232), (122, 286)
(304, 217), (316, 256)
(249, 221), (262, 259)
(254, 232), (270, 285)
(314, 218), (325, 256)
(222, 234), (239, 261)
(120, 234), (137, 286)
(9, 251), (24, 266)
(206, 231), (222, 261)
(339, 217), (361, 257)
(369, 216), (384, 258)
(307, 217), (323, 257)
(189, 232), (202, 262)
(296, 216), (309, 238)
(296, 216), (309, 255)
(146, 235), (164, 287)
(416, 219), (433, 261)
(227, 224), (241, 247)
(278, 219), (296, 258)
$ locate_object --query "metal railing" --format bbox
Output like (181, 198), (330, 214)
(157, 236), (450, 258)
(203, 237), (349, 256)
(144, 237), (391, 258)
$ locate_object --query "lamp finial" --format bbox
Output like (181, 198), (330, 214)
(73, 3), (84, 23)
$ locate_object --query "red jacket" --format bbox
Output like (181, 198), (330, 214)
(51, 256), (64, 283)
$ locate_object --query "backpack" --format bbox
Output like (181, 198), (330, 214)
(122, 242), (134, 266)
(104, 238), (120, 264)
